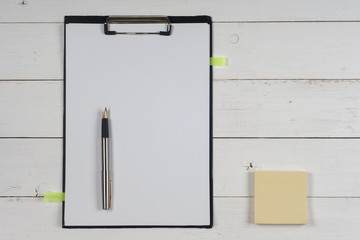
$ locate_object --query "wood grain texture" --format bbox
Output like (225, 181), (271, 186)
(214, 80), (360, 137)
(2, 139), (360, 197)
(0, 139), (62, 196)
(214, 22), (360, 79)
(2, 1), (360, 237)
(2, 80), (360, 138)
(1, 0), (360, 22)
(1, 197), (359, 239)
(0, 24), (63, 80)
(0, 81), (62, 137)
(214, 139), (360, 196)
(1, 23), (360, 80)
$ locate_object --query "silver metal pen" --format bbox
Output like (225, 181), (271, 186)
(102, 107), (111, 209)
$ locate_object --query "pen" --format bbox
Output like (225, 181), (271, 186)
(102, 107), (111, 210)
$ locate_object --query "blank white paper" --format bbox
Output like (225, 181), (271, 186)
(64, 21), (210, 226)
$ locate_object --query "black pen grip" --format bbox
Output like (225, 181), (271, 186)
(102, 118), (109, 138)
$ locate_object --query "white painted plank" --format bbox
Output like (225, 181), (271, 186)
(214, 80), (360, 137)
(0, 198), (359, 239)
(0, 81), (63, 137)
(0, 24), (63, 80)
(214, 22), (360, 79)
(1, 0), (360, 22)
(2, 139), (360, 197)
(2, 80), (360, 137)
(214, 139), (360, 197)
(0, 139), (62, 196)
(2, 23), (360, 80)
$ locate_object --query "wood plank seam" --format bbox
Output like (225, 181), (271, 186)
(2, 21), (360, 24)
(3, 79), (360, 81)
(1, 196), (360, 199)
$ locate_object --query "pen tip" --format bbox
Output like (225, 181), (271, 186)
(103, 108), (108, 119)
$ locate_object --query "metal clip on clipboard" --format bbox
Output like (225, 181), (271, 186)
(104, 16), (172, 36)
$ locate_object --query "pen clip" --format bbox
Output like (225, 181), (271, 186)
(109, 179), (112, 209)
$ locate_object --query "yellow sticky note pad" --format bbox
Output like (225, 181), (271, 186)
(254, 171), (307, 224)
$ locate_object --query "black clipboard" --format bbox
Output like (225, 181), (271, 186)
(63, 15), (213, 228)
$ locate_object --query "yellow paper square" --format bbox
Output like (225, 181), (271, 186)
(254, 171), (307, 224)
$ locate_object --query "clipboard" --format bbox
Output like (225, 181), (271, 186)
(63, 15), (213, 228)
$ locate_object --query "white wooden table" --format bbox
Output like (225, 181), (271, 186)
(1, 1), (360, 239)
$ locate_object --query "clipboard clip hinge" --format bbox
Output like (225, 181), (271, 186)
(104, 16), (172, 36)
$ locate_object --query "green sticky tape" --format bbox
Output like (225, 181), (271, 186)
(210, 57), (227, 66)
(44, 192), (65, 201)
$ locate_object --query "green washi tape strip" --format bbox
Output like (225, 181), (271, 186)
(44, 192), (65, 201)
(210, 57), (227, 66)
